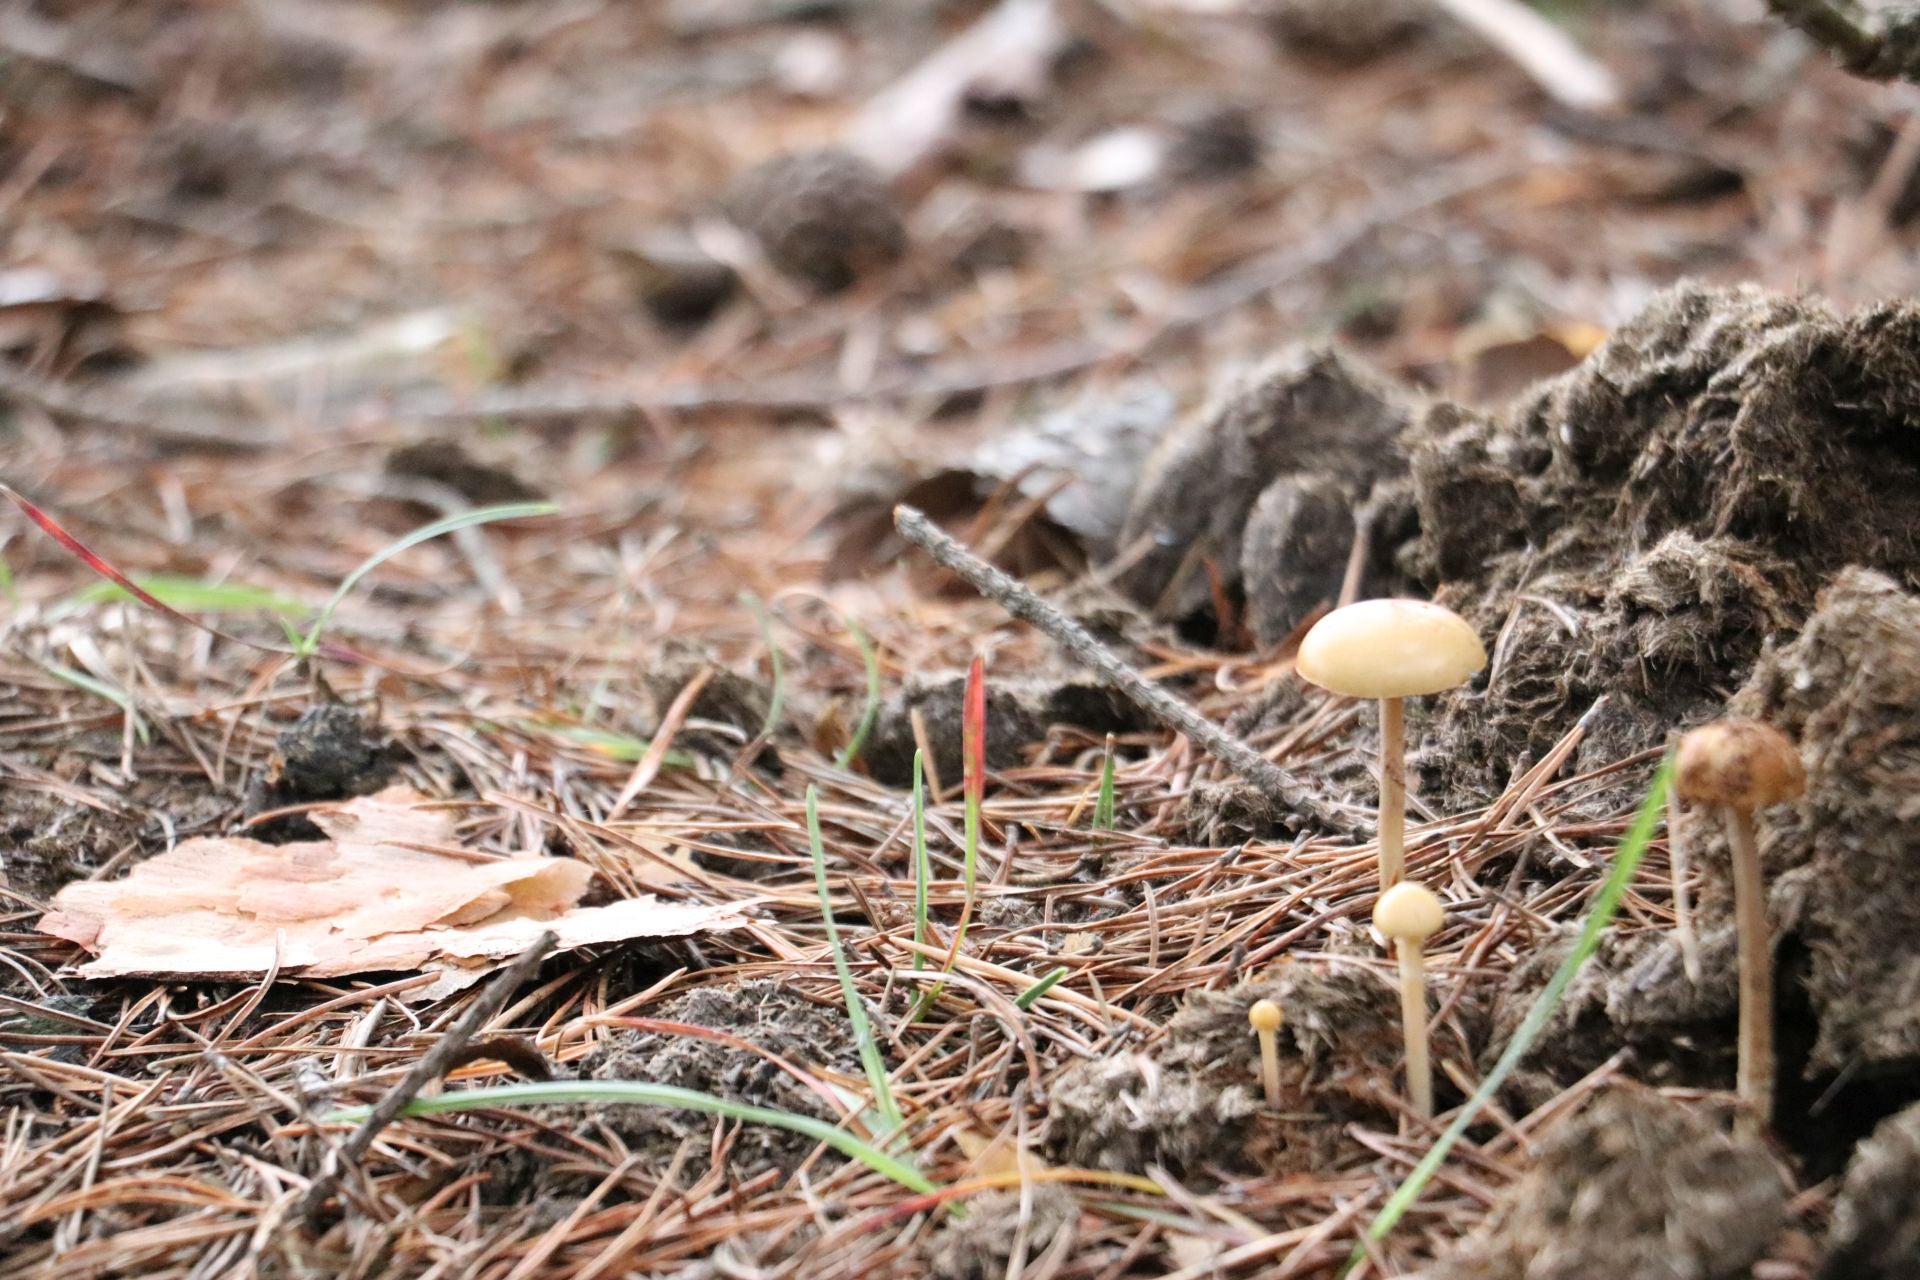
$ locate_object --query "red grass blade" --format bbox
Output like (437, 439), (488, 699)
(962, 653), (986, 809)
(1, 484), (285, 654)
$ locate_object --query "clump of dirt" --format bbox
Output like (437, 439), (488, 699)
(1480, 925), (1738, 1110)
(1432, 1086), (1786, 1280)
(1046, 962), (1401, 1177)
(3, 790), (138, 906)
(385, 440), (545, 506)
(643, 646), (779, 758)
(1180, 778), (1280, 845)
(723, 149), (907, 293)
(1115, 345), (1413, 642)
(864, 673), (1145, 788)
(576, 979), (864, 1181)
(1261, 0), (1431, 64)
(1410, 283), (1920, 809)
(1165, 101), (1262, 182)
(1819, 1100), (1920, 1280)
(244, 703), (396, 839)
(925, 1184), (1079, 1280)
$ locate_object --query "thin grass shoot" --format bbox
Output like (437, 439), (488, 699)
(806, 785), (905, 1133)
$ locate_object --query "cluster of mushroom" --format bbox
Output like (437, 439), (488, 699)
(1241, 595), (1808, 1135)
(1248, 598), (1487, 1121)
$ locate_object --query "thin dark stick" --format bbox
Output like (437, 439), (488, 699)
(892, 504), (1345, 833)
(299, 931), (558, 1225)
(1767, 0), (1920, 80)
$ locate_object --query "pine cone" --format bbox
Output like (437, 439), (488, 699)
(723, 149), (906, 292)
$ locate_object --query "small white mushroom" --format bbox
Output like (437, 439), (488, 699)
(1296, 599), (1486, 890)
(1373, 880), (1445, 1121)
(1674, 718), (1806, 1133)
(1248, 998), (1283, 1107)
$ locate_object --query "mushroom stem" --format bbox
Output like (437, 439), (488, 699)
(1257, 1027), (1281, 1107)
(1377, 696), (1407, 889)
(1395, 938), (1432, 1120)
(1724, 804), (1774, 1132)
(1248, 999), (1284, 1107)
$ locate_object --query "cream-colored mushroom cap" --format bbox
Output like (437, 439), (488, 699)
(1373, 882), (1444, 942)
(1296, 599), (1487, 699)
(1248, 998), (1282, 1033)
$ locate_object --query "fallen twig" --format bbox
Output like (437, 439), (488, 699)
(299, 930), (558, 1225)
(1768, 0), (1920, 81)
(892, 504), (1345, 832)
(1431, 0), (1620, 112)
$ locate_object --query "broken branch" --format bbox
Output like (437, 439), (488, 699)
(892, 504), (1344, 832)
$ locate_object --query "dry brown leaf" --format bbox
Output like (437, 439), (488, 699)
(38, 787), (748, 997)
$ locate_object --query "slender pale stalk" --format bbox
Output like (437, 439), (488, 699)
(910, 750), (929, 972)
(1257, 1029), (1281, 1106)
(1724, 805), (1774, 1133)
(1669, 786), (1702, 984)
(1395, 940), (1432, 1120)
(1377, 696), (1407, 888)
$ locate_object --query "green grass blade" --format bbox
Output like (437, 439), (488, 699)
(742, 593), (786, 737)
(912, 659), (986, 1020)
(1015, 966), (1069, 1011)
(538, 723), (697, 768)
(1093, 735), (1117, 831)
(65, 576), (309, 616)
(911, 749), (930, 973)
(835, 618), (882, 770)
(40, 661), (151, 744)
(1340, 757), (1674, 1274)
(300, 501), (556, 654)
(323, 1080), (934, 1194)
(807, 785), (905, 1133)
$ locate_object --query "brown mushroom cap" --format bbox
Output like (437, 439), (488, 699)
(1248, 998), (1283, 1033)
(1674, 719), (1806, 811)
(1296, 599), (1487, 700)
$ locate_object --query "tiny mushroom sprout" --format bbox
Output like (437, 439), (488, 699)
(1296, 599), (1486, 891)
(1248, 998), (1283, 1107)
(1674, 718), (1806, 1132)
(1373, 880), (1445, 1121)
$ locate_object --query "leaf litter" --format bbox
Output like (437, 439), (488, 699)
(37, 788), (747, 998)
(6, 1), (1920, 1278)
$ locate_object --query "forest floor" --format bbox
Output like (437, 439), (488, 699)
(5, 2), (1920, 1277)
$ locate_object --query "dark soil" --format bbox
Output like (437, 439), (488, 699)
(1820, 1099), (1920, 1280)
(925, 1184), (1079, 1280)
(574, 979), (865, 1181)
(1, 770), (223, 907)
(1432, 1086), (1787, 1280)
(1116, 346), (1412, 638)
(644, 647), (780, 759)
(864, 671), (1145, 788)
(244, 702), (396, 839)
(722, 149), (907, 293)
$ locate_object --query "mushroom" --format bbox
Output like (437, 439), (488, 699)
(1248, 998), (1283, 1106)
(1296, 599), (1486, 890)
(1674, 718), (1806, 1132)
(1374, 880), (1444, 1120)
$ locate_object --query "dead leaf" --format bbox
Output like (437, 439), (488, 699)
(38, 787), (748, 997)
